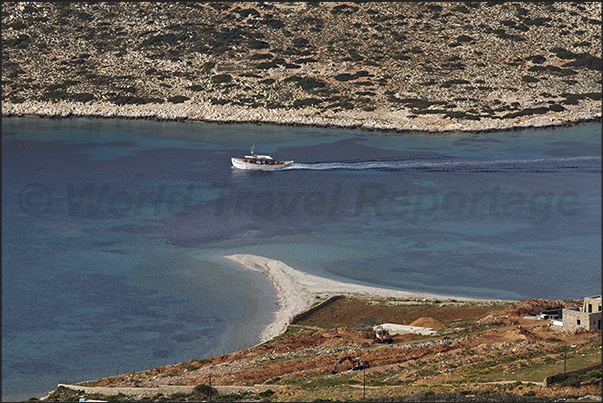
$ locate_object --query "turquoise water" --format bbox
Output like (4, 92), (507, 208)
(2, 118), (601, 401)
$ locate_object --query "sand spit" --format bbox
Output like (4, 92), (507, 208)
(223, 254), (498, 343)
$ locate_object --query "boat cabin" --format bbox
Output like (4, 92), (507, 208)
(243, 154), (278, 165)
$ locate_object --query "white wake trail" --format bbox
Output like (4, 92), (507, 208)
(284, 156), (600, 172)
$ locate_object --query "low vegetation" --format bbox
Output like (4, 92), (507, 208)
(37, 297), (601, 402)
(3, 2), (601, 128)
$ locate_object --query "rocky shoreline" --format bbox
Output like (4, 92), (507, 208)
(3, 99), (601, 134)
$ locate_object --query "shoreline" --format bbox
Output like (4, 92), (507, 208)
(223, 254), (506, 343)
(3, 100), (601, 135)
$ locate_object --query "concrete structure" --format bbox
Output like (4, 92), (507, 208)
(562, 296), (602, 331)
(537, 309), (562, 320)
(375, 323), (437, 336)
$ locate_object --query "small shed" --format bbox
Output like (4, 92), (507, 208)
(537, 309), (562, 320)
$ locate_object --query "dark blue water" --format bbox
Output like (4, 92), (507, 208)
(2, 118), (601, 401)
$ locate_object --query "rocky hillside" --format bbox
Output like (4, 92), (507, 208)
(41, 298), (602, 402)
(2, 2), (602, 132)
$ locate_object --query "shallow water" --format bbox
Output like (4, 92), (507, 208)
(2, 118), (601, 401)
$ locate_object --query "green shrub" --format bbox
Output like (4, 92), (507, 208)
(452, 5), (470, 13)
(112, 96), (163, 105)
(256, 61), (278, 69)
(528, 65), (547, 72)
(526, 55), (546, 64)
(547, 370), (600, 387)
(556, 68), (577, 76)
(394, 53), (412, 61)
(4, 34), (31, 49)
(440, 79), (470, 87)
(521, 76), (539, 83)
(548, 104), (565, 112)
(493, 29), (524, 41)
(353, 315), (382, 328)
(167, 96), (189, 104)
(573, 41), (591, 47)
(71, 93), (95, 102)
(292, 37), (309, 48)
(142, 32), (188, 47)
(42, 386), (85, 402)
(334, 73), (355, 81)
(238, 8), (260, 18)
(348, 51), (363, 61)
(201, 62), (216, 73)
(523, 16), (551, 26)
(168, 392), (186, 399)
(388, 97), (447, 109)
(248, 39), (270, 49)
(249, 53), (273, 60)
(331, 4), (359, 15)
(261, 17), (284, 29)
(9, 95), (25, 103)
(211, 74), (232, 84)
(456, 34), (474, 43)
(331, 100), (354, 110)
(562, 93), (602, 105)
(193, 383), (218, 397)
(297, 77), (326, 91)
(564, 53), (602, 71)
(295, 57), (318, 64)
(283, 75), (302, 83)
(211, 98), (229, 105)
(502, 107), (549, 118)
(258, 389), (275, 398)
(293, 98), (322, 108)
(187, 85), (205, 91)
(550, 47), (577, 59)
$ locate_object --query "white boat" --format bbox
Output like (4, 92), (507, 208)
(231, 144), (293, 171)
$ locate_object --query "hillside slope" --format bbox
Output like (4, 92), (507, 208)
(2, 2), (601, 132)
(43, 298), (602, 402)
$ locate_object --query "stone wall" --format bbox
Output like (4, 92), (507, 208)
(55, 383), (282, 399)
(583, 296), (602, 314)
(544, 364), (602, 386)
(562, 307), (602, 331)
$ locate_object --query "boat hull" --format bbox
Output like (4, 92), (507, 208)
(231, 157), (294, 171)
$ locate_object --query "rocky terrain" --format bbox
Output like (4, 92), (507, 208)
(2, 2), (601, 132)
(41, 298), (602, 402)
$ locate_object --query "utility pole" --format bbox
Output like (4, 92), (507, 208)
(563, 346), (567, 381)
(209, 373), (212, 402)
(363, 367), (366, 400)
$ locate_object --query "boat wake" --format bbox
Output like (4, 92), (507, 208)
(285, 156), (601, 173)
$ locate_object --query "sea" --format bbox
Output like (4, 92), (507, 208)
(2, 117), (601, 401)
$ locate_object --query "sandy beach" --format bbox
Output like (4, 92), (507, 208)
(223, 254), (497, 343)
